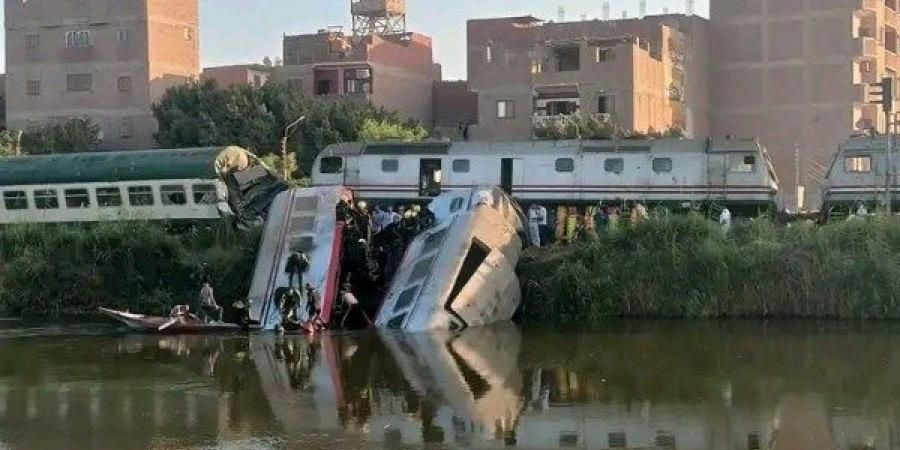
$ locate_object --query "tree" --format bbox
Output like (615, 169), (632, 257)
(153, 80), (426, 176)
(0, 131), (22, 157)
(19, 118), (102, 154)
(533, 113), (685, 141)
(359, 118), (428, 142)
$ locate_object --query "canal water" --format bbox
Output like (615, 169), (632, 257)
(0, 320), (898, 450)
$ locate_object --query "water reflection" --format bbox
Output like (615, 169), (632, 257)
(0, 322), (899, 449)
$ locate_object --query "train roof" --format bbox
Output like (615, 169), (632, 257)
(0, 147), (226, 187)
(318, 138), (763, 157)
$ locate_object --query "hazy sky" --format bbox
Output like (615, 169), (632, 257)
(1, 0), (710, 80)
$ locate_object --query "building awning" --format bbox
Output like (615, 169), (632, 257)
(534, 84), (579, 99)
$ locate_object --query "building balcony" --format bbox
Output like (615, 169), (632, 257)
(533, 113), (612, 129)
(854, 37), (878, 60)
(887, 50), (900, 71)
(857, 0), (877, 15)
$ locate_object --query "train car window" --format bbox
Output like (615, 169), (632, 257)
(127, 186), (154, 206)
(450, 197), (465, 212)
(160, 185), (187, 205)
(652, 158), (673, 173)
(192, 184), (217, 204)
(381, 159), (399, 173)
(845, 156), (872, 173)
(97, 188), (123, 207)
(555, 158), (575, 173)
(730, 155), (756, 173)
(34, 189), (59, 209)
(319, 157), (343, 174)
(64, 189), (91, 208)
(452, 159), (471, 173)
(604, 158), (624, 173)
(3, 191), (28, 210)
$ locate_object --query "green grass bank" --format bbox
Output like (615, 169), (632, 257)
(0, 222), (259, 317)
(519, 214), (900, 321)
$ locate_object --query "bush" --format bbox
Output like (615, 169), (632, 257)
(520, 215), (900, 321)
(0, 222), (260, 317)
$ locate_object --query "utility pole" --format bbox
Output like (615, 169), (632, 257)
(281, 116), (307, 180)
(794, 144), (801, 211)
(869, 77), (896, 213)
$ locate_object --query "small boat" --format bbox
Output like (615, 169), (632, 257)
(99, 307), (246, 334)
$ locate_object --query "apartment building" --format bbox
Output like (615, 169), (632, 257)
(274, 29), (436, 124)
(466, 15), (710, 141)
(5, 0), (200, 150)
(710, 0), (899, 209)
(202, 64), (273, 88)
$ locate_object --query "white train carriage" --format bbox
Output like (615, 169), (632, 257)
(311, 139), (780, 211)
(822, 135), (898, 218)
(0, 147), (232, 224)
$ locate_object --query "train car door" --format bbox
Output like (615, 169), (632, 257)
(343, 154), (360, 187)
(419, 159), (443, 197)
(501, 159), (514, 194)
(707, 152), (728, 201)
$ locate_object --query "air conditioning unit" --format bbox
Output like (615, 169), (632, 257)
(356, 68), (372, 79)
(860, 60), (874, 73)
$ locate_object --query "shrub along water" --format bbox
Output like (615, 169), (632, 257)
(0, 222), (260, 317)
(519, 214), (900, 321)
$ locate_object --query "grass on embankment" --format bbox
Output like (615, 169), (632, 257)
(519, 214), (900, 321)
(0, 222), (259, 317)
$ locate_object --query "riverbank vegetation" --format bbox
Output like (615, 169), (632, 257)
(0, 222), (259, 317)
(520, 214), (900, 321)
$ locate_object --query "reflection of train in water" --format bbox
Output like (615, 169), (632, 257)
(312, 139), (781, 212)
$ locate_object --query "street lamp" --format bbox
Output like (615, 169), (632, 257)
(281, 115), (306, 180)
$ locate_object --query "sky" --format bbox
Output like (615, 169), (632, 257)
(0, 0), (710, 80)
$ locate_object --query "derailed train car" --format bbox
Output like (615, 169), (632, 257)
(822, 135), (898, 219)
(311, 138), (780, 213)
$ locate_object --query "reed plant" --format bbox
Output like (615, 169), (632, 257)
(0, 222), (259, 317)
(520, 214), (900, 321)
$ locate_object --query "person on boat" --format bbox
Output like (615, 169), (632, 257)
(279, 288), (303, 325)
(305, 283), (324, 329)
(339, 280), (373, 328)
(232, 300), (253, 331)
(169, 304), (192, 323)
(199, 281), (223, 323)
(285, 251), (310, 289)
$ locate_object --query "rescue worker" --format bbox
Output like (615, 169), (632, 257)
(285, 251), (310, 289)
(199, 281), (223, 323)
(304, 283), (323, 329)
(527, 204), (545, 247)
(719, 207), (733, 232)
(339, 280), (373, 328)
(232, 299), (253, 330)
(279, 288), (303, 326)
(630, 202), (649, 227)
(594, 205), (610, 235)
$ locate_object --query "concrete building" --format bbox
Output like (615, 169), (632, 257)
(432, 80), (478, 139)
(710, 0), (899, 210)
(4, 0), (200, 150)
(202, 64), (273, 88)
(466, 15), (710, 141)
(274, 29), (436, 125)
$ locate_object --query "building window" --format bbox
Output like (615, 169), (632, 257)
(452, 159), (470, 173)
(25, 33), (39, 50)
(160, 185), (187, 205)
(116, 28), (131, 44)
(96, 188), (123, 207)
(596, 47), (614, 62)
(555, 158), (575, 173)
(67, 73), (93, 92)
(604, 158), (624, 173)
(64, 189), (91, 208)
(497, 100), (515, 119)
(288, 78), (303, 91)
(652, 157), (673, 173)
(485, 45), (493, 63)
(120, 118), (133, 138)
(381, 159), (399, 173)
(845, 155), (872, 173)
(598, 95), (613, 114)
(253, 74), (263, 87)
(117, 75), (132, 92)
(608, 432), (627, 448)
(346, 79), (371, 94)
(554, 46), (581, 72)
(747, 434), (761, 450)
(127, 186), (154, 206)
(26, 79), (41, 96)
(34, 189), (59, 210)
(183, 27), (194, 41)
(65, 30), (93, 49)
(3, 191), (28, 210)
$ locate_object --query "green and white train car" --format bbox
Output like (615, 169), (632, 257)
(0, 147), (232, 224)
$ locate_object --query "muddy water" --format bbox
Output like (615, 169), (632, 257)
(0, 320), (899, 450)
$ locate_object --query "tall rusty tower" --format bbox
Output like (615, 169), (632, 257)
(351, 0), (407, 36)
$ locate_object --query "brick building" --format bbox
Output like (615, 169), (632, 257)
(202, 64), (273, 88)
(465, 14), (710, 141)
(274, 29), (436, 125)
(4, 0), (200, 150)
(710, 0), (900, 209)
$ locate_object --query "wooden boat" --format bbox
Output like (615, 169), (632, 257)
(98, 307), (246, 334)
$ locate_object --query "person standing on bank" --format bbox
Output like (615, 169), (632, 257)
(285, 252), (310, 289)
(527, 204), (543, 247)
(199, 280), (223, 323)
